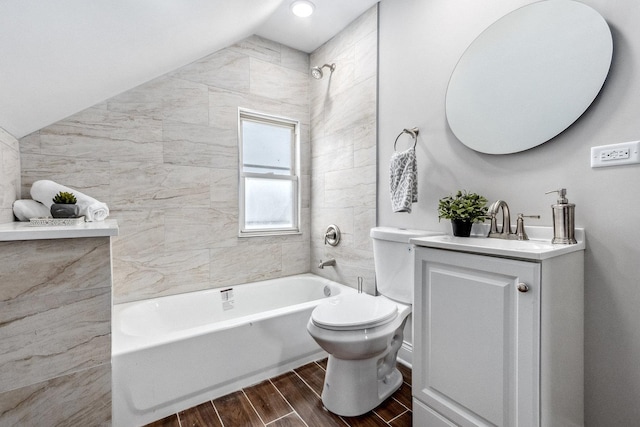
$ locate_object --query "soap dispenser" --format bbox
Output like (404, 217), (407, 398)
(545, 188), (577, 244)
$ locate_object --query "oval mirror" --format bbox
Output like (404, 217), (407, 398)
(445, 0), (613, 155)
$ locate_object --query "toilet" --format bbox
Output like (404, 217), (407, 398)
(307, 226), (440, 416)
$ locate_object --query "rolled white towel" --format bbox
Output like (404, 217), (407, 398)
(12, 199), (51, 221)
(30, 180), (110, 222)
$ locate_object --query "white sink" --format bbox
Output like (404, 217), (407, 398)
(410, 226), (585, 260)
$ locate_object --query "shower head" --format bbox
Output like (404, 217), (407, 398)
(311, 63), (336, 79)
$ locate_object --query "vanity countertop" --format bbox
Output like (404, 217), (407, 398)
(410, 226), (585, 261)
(0, 219), (118, 241)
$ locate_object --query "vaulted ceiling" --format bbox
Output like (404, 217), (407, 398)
(0, 0), (378, 139)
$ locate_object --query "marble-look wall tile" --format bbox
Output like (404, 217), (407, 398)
(0, 127), (19, 223)
(112, 249), (210, 303)
(230, 35), (282, 65)
(355, 29), (378, 83)
(281, 240), (311, 276)
(0, 237), (112, 302)
(0, 144), (19, 212)
(324, 76), (376, 135)
(164, 206), (237, 251)
(0, 234), (113, 425)
(210, 168), (238, 209)
(281, 44), (310, 74)
(171, 49), (250, 93)
(324, 165), (377, 210)
(0, 127), (19, 151)
(312, 132), (354, 173)
(310, 5), (377, 290)
(20, 35), (311, 303)
(210, 243), (282, 287)
(38, 107), (163, 163)
(250, 58), (309, 108)
(110, 209), (165, 256)
(0, 286), (110, 392)
(353, 121), (377, 168)
(20, 153), (111, 202)
(162, 120), (237, 168)
(0, 363), (111, 426)
(108, 161), (210, 210)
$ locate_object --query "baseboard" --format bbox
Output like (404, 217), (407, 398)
(397, 340), (413, 368)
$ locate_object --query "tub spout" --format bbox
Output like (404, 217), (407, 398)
(318, 258), (336, 269)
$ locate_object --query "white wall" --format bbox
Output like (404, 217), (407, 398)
(378, 0), (640, 424)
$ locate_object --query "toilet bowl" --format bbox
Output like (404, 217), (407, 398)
(306, 293), (410, 416)
(307, 226), (441, 416)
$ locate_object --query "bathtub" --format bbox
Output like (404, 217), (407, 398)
(112, 273), (355, 427)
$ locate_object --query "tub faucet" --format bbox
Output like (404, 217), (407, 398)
(318, 258), (336, 269)
(488, 200), (513, 239)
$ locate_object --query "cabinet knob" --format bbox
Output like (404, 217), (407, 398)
(517, 283), (529, 293)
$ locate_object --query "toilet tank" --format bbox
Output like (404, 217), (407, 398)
(370, 227), (442, 304)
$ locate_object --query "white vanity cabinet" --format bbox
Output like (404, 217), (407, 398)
(411, 231), (584, 427)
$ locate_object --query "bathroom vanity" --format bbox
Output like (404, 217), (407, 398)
(410, 227), (584, 427)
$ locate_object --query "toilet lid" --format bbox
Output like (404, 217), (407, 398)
(311, 293), (398, 331)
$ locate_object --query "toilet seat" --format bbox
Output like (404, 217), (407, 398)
(311, 293), (398, 331)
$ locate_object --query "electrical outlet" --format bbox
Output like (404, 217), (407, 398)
(591, 141), (640, 168)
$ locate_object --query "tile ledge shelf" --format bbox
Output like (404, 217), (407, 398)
(0, 219), (118, 241)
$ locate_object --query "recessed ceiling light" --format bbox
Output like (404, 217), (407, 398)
(290, 0), (315, 18)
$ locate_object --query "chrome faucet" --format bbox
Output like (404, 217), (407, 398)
(489, 199), (540, 240)
(318, 258), (336, 269)
(515, 213), (541, 240)
(488, 200), (513, 239)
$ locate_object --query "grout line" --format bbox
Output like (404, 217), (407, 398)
(292, 369), (323, 400)
(386, 409), (408, 424)
(264, 411), (296, 426)
(391, 395), (411, 413)
(372, 410), (391, 425)
(211, 400), (226, 427)
(148, 361), (411, 427)
(268, 377), (296, 414)
(268, 378), (310, 427)
(241, 389), (267, 426)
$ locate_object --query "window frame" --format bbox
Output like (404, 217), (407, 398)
(238, 108), (301, 237)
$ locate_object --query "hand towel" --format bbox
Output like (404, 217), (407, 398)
(30, 180), (110, 222)
(12, 199), (51, 221)
(389, 147), (418, 213)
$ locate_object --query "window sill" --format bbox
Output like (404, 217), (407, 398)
(238, 230), (302, 238)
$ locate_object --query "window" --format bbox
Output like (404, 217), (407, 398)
(238, 109), (300, 236)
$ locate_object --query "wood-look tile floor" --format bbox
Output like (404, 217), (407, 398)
(145, 358), (412, 427)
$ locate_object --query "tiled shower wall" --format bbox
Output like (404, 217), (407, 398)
(18, 6), (378, 303)
(20, 36), (311, 304)
(310, 6), (378, 294)
(0, 127), (20, 223)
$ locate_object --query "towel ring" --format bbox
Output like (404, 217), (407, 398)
(394, 127), (419, 151)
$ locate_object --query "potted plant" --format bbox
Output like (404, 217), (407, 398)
(50, 191), (80, 218)
(438, 190), (488, 237)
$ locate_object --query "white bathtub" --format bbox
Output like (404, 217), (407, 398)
(112, 273), (355, 427)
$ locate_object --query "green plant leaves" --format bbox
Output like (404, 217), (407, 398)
(52, 191), (77, 204)
(438, 190), (488, 223)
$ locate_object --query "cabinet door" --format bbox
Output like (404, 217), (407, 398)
(413, 248), (540, 427)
